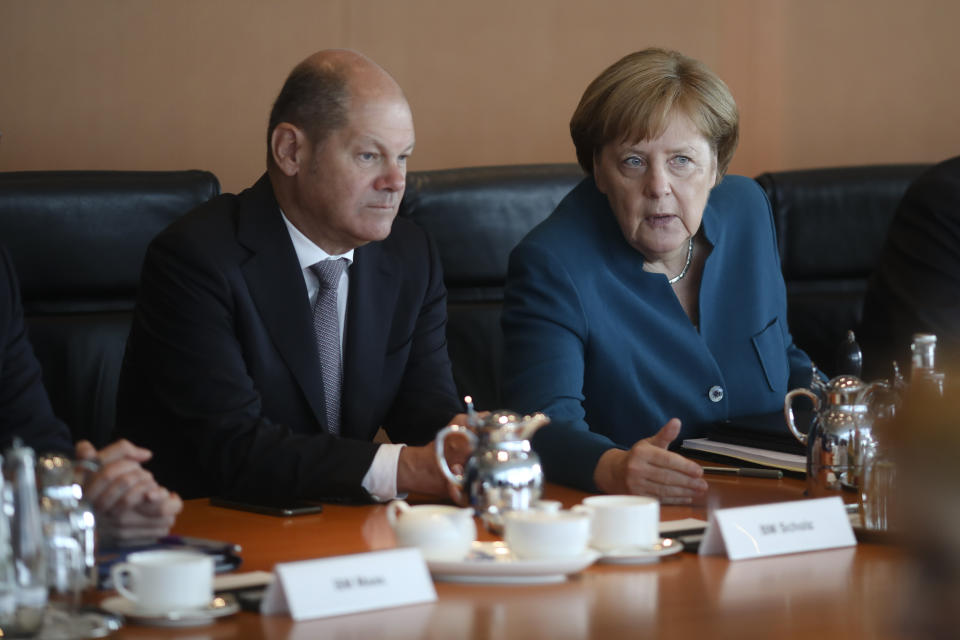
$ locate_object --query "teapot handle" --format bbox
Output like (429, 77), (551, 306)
(784, 388), (819, 447)
(385, 499), (410, 527)
(859, 380), (891, 405)
(435, 425), (478, 489)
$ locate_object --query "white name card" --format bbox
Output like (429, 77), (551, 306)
(698, 497), (856, 560)
(261, 549), (436, 621)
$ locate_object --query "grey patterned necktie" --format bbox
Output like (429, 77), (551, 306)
(309, 258), (347, 435)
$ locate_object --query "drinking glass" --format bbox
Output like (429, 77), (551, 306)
(3, 442), (48, 637)
(859, 444), (897, 531)
(36, 455), (112, 639)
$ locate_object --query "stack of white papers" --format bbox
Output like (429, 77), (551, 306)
(682, 438), (806, 473)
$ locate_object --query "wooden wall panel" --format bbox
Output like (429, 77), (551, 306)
(1, 0), (957, 193)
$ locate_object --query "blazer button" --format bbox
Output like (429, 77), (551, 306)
(708, 385), (724, 403)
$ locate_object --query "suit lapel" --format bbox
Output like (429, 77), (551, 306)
(341, 241), (400, 438)
(236, 175), (327, 427)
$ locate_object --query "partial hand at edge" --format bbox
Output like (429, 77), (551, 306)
(75, 438), (152, 466)
(593, 418), (708, 504)
(98, 492), (184, 541)
(80, 456), (161, 513)
(74, 439), (184, 540)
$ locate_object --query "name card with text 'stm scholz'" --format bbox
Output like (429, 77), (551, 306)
(261, 549), (436, 621)
(699, 497), (856, 560)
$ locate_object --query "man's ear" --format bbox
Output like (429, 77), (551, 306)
(271, 123), (306, 177)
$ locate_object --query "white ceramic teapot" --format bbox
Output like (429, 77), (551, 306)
(385, 500), (476, 562)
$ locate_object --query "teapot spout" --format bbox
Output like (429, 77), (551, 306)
(517, 412), (550, 440)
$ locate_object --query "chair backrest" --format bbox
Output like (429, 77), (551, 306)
(400, 164), (585, 409)
(2, 163), (922, 442)
(0, 170), (220, 446)
(755, 164), (928, 372)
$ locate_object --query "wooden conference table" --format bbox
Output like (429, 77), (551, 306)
(108, 476), (911, 639)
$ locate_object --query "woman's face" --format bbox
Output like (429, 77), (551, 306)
(594, 113), (718, 262)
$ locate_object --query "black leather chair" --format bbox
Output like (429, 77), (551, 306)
(0, 162), (926, 448)
(400, 164), (585, 409)
(0, 170), (220, 446)
(756, 164), (928, 374)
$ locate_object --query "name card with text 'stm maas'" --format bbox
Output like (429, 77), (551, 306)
(699, 496), (855, 560)
(261, 548), (436, 621)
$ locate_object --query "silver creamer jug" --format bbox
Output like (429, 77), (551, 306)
(435, 410), (550, 532)
(784, 375), (884, 495)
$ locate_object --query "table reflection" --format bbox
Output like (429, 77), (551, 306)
(123, 476), (912, 640)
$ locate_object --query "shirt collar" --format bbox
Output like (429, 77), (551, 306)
(280, 209), (354, 269)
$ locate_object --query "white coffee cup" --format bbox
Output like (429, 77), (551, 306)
(574, 495), (660, 551)
(503, 510), (591, 560)
(385, 500), (476, 562)
(531, 499), (563, 513)
(110, 550), (214, 613)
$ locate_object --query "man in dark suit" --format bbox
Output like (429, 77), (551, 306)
(860, 155), (960, 378)
(117, 50), (465, 501)
(1, 245), (182, 540)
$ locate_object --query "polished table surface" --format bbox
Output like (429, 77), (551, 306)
(107, 476), (912, 639)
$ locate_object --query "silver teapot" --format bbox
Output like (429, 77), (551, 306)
(435, 409), (550, 532)
(784, 375), (888, 495)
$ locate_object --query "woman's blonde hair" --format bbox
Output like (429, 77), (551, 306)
(570, 48), (739, 182)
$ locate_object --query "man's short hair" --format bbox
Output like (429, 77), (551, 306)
(266, 61), (350, 166)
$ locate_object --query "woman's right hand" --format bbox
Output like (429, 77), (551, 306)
(592, 418), (708, 504)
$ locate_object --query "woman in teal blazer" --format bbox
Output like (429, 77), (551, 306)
(502, 49), (813, 499)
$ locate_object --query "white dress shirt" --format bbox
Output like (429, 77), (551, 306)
(281, 211), (404, 501)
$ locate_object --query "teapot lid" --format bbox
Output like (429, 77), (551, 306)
(825, 375), (864, 405)
(482, 410), (524, 426)
(473, 410), (550, 441)
(37, 454), (74, 485)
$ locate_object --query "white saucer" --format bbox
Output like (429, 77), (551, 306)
(37, 607), (123, 640)
(99, 594), (239, 627)
(597, 537), (684, 564)
(427, 541), (600, 584)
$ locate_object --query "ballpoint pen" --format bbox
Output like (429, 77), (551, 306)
(702, 466), (783, 479)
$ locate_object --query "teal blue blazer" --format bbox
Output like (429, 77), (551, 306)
(502, 176), (812, 491)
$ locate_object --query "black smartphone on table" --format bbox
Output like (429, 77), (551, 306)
(209, 496), (325, 517)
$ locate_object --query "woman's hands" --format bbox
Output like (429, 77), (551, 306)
(592, 418), (707, 504)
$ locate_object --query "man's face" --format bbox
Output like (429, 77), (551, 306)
(293, 93), (415, 254)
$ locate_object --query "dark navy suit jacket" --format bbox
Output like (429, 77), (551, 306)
(0, 246), (73, 454)
(117, 175), (461, 500)
(860, 155), (960, 378)
(502, 176), (812, 491)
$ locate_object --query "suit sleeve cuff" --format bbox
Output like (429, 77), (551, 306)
(361, 443), (406, 501)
